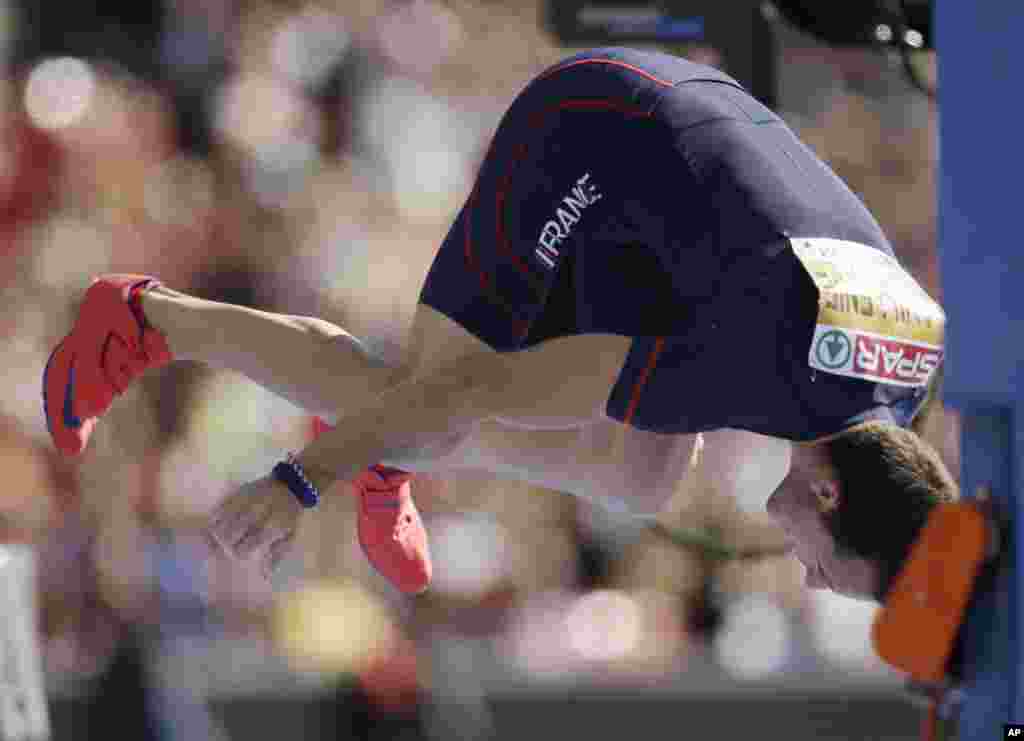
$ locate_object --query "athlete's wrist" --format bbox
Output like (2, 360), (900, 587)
(291, 453), (336, 498)
(135, 286), (195, 359)
(272, 453), (322, 508)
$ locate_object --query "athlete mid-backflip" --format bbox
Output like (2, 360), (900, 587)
(43, 48), (956, 601)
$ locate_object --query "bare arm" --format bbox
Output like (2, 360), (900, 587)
(295, 357), (492, 490)
(294, 333), (633, 492)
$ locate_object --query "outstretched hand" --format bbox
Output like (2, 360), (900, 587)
(208, 475), (304, 576)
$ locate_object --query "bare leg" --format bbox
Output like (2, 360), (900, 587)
(138, 284), (606, 478)
(139, 287), (492, 421)
(138, 285), (692, 515)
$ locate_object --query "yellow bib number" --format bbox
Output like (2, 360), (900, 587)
(790, 238), (945, 389)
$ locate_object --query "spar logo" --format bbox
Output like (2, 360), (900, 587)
(814, 329), (852, 370)
(809, 325), (942, 387)
(853, 334), (942, 387)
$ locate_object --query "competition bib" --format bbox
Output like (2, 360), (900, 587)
(790, 238), (945, 389)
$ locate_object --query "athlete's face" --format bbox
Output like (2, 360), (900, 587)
(766, 446), (879, 601)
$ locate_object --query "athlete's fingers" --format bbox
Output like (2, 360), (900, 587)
(209, 492), (247, 538)
(212, 505), (250, 550)
(205, 525), (233, 560)
(207, 506), (234, 542)
(234, 513), (274, 559)
(264, 535), (294, 578)
(215, 491), (273, 550)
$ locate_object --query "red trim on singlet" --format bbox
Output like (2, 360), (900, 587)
(462, 58), (671, 340)
(464, 185), (531, 336)
(537, 58), (677, 88)
(464, 97), (657, 335)
(463, 186), (488, 291)
(526, 98), (652, 126)
(493, 98), (654, 297)
(623, 337), (666, 425)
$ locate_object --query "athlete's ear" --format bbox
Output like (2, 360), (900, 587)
(812, 479), (841, 514)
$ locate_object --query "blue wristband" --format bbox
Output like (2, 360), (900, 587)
(272, 453), (320, 509)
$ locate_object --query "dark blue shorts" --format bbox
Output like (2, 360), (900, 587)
(419, 48), (904, 438)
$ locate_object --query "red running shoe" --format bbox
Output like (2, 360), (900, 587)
(353, 465), (432, 594)
(42, 274), (173, 456)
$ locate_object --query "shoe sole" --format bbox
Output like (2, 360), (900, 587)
(357, 525), (431, 595)
(42, 275), (160, 456)
(42, 336), (94, 456)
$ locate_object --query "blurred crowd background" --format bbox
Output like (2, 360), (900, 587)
(0, 0), (956, 739)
